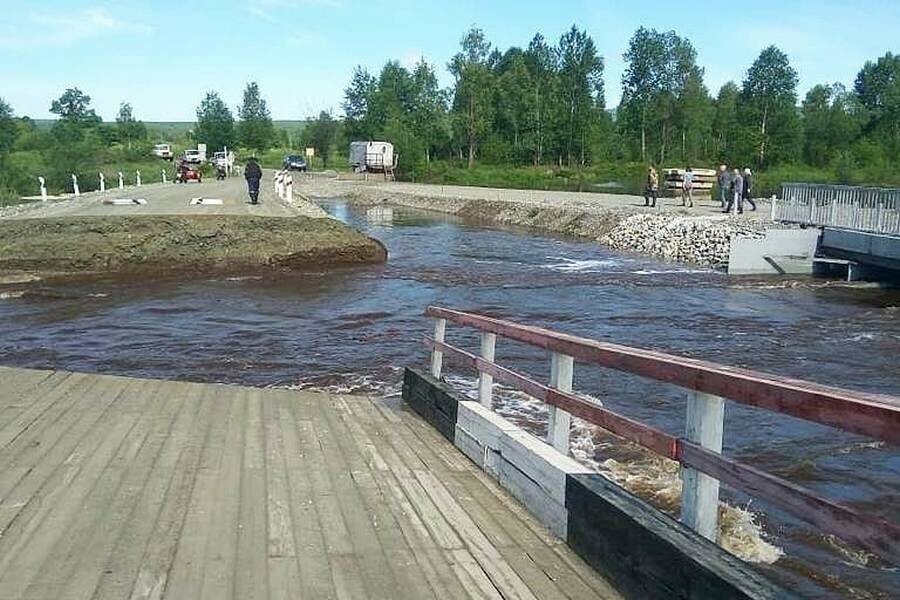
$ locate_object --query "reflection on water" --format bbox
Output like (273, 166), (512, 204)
(1, 199), (898, 598)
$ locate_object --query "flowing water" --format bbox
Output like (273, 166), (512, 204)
(1, 200), (898, 598)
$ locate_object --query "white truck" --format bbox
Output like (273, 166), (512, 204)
(349, 141), (394, 173)
(152, 143), (174, 161)
(182, 149), (203, 164)
(213, 151), (235, 170)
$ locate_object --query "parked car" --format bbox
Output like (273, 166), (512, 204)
(175, 162), (202, 183)
(183, 149), (202, 164)
(153, 143), (173, 161)
(283, 154), (307, 171)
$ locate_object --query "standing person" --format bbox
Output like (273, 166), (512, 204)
(717, 165), (730, 208)
(644, 166), (659, 208)
(742, 167), (757, 211)
(244, 156), (263, 205)
(724, 168), (744, 214)
(681, 166), (694, 208)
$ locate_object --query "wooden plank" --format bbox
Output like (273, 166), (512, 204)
(0, 378), (151, 597)
(425, 306), (900, 444)
(260, 392), (303, 600)
(96, 383), (214, 600)
(0, 368), (63, 414)
(24, 379), (189, 599)
(338, 398), (472, 600)
(197, 389), (246, 600)
(279, 396), (337, 599)
(164, 385), (235, 598)
(0, 370), (83, 448)
(234, 389), (269, 600)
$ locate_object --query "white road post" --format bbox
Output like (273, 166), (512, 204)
(136, 170), (142, 187)
(71, 174), (80, 197)
(478, 332), (496, 408)
(99, 172), (105, 193)
(430, 318), (446, 379)
(286, 172), (293, 203)
(117, 171), (124, 190)
(38, 177), (47, 202)
(224, 145), (229, 175)
(547, 352), (574, 454)
(680, 391), (725, 541)
(162, 170), (167, 184)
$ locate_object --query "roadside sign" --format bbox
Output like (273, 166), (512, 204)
(305, 147), (315, 157)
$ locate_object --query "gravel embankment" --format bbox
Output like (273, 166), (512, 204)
(296, 175), (774, 267)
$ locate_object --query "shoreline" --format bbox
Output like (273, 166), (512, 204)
(295, 175), (775, 267)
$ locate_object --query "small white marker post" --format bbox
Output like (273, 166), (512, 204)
(547, 352), (574, 454)
(99, 172), (105, 193)
(136, 170), (142, 187)
(38, 177), (47, 202)
(162, 170), (167, 184)
(224, 145), (229, 175)
(117, 172), (124, 190)
(681, 391), (725, 541)
(71, 174), (80, 197)
(286, 172), (293, 203)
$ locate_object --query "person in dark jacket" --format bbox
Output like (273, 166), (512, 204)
(742, 167), (757, 211)
(724, 168), (744, 214)
(244, 157), (263, 204)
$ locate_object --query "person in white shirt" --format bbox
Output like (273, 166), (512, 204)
(681, 167), (694, 208)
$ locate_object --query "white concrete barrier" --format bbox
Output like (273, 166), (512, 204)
(38, 176), (47, 202)
(99, 172), (105, 193)
(136, 170), (142, 187)
(117, 172), (124, 190)
(71, 174), (80, 197)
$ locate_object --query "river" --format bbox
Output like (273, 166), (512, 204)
(0, 199), (897, 598)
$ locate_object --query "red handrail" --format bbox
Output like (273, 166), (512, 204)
(423, 306), (900, 565)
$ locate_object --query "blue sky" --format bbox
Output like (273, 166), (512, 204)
(1, 0), (898, 121)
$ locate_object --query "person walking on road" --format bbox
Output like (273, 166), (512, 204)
(742, 167), (757, 211)
(244, 157), (263, 205)
(681, 166), (694, 208)
(724, 168), (744, 214)
(717, 165), (730, 208)
(644, 166), (659, 208)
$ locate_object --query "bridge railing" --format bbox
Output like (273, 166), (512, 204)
(424, 305), (900, 564)
(776, 183), (900, 235)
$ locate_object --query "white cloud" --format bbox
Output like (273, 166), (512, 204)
(0, 7), (153, 48)
(246, 0), (344, 21)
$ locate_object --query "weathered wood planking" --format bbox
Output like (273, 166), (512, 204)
(0, 366), (612, 600)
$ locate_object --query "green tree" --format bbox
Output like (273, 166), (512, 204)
(115, 102), (147, 150)
(496, 50), (534, 156)
(712, 82), (740, 162)
(342, 66), (376, 141)
(620, 28), (668, 161)
(556, 25), (605, 166)
(739, 46), (801, 166)
(0, 98), (16, 157)
(410, 60), (448, 164)
(237, 82), (275, 152)
(854, 52), (900, 155)
(674, 70), (713, 163)
(307, 110), (338, 167)
(49, 88), (101, 143)
(523, 34), (557, 165)
(449, 27), (495, 167)
(195, 91), (235, 152)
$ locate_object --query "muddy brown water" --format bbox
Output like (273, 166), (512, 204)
(1, 199), (898, 598)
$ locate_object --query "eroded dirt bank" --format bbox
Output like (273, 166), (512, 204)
(0, 215), (387, 276)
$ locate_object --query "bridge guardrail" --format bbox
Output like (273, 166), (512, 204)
(424, 305), (900, 565)
(776, 183), (900, 236)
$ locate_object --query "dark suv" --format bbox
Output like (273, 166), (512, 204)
(283, 155), (307, 171)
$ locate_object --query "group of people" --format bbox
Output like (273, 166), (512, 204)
(642, 165), (756, 213)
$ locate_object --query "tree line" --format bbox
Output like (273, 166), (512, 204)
(337, 26), (900, 176)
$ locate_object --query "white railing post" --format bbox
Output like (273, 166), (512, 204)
(430, 318), (446, 379)
(136, 170), (142, 187)
(286, 172), (293, 203)
(118, 172), (124, 190)
(71, 174), (80, 197)
(547, 352), (573, 454)
(681, 390), (725, 541)
(162, 170), (167, 184)
(38, 176), (47, 202)
(99, 172), (105, 193)
(478, 332), (496, 408)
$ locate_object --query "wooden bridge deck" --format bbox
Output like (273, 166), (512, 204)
(0, 366), (619, 600)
